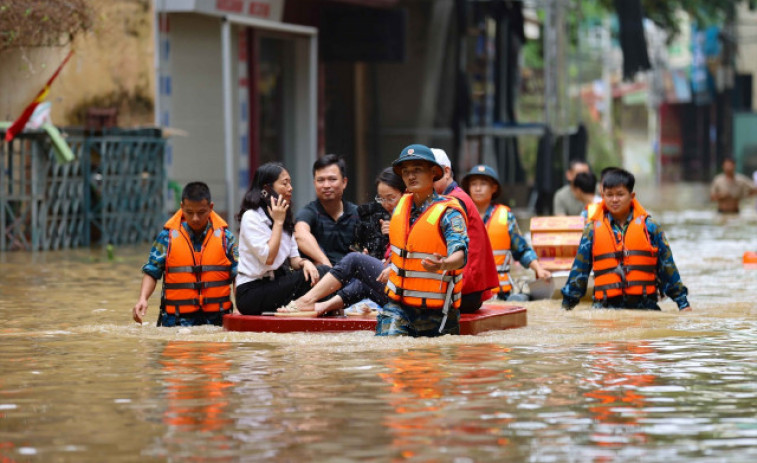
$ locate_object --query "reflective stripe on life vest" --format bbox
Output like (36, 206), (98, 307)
(162, 209), (233, 315)
(485, 204), (513, 294)
(586, 202), (601, 221)
(590, 199), (658, 301)
(385, 194), (466, 311)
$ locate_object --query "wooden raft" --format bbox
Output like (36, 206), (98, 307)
(529, 215), (585, 272)
(223, 304), (527, 335)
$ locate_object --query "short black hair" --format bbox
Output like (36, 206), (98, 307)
(573, 171), (596, 195)
(182, 182), (211, 203)
(602, 168), (635, 193)
(600, 166), (620, 181)
(313, 153), (347, 178)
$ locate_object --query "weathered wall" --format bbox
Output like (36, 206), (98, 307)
(0, 0), (154, 127)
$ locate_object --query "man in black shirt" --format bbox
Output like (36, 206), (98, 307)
(294, 154), (359, 267)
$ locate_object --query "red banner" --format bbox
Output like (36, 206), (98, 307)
(4, 50), (74, 142)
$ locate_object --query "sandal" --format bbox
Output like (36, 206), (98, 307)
(277, 301), (301, 313)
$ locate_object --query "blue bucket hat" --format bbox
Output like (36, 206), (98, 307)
(392, 144), (444, 181)
(461, 164), (501, 199)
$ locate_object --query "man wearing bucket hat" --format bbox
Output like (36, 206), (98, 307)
(430, 148), (499, 312)
(462, 164), (551, 300)
(375, 144), (469, 336)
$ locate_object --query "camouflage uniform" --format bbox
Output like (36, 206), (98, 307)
(142, 221), (238, 326)
(376, 192), (469, 336)
(561, 209), (689, 311)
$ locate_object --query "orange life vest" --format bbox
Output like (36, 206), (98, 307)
(446, 187), (499, 296)
(590, 199), (658, 301)
(586, 202), (601, 221)
(484, 204), (513, 294)
(162, 210), (233, 315)
(385, 194), (466, 311)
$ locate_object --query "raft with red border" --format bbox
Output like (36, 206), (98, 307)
(223, 304), (527, 335)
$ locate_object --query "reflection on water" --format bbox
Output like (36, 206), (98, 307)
(2, 182), (757, 462)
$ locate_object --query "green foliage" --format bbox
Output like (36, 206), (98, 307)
(523, 0), (742, 71)
(595, 0), (740, 40)
(582, 107), (622, 174)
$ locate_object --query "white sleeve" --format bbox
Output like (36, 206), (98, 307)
(240, 210), (272, 264)
(288, 232), (300, 259)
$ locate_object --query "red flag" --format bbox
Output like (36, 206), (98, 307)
(4, 50), (74, 142)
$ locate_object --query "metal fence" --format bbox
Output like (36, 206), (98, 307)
(1, 127), (166, 251)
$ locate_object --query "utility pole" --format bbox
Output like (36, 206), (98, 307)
(719, 2), (736, 174)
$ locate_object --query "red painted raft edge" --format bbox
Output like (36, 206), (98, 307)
(223, 304), (526, 335)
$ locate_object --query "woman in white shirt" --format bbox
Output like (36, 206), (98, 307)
(235, 162), (328, 315)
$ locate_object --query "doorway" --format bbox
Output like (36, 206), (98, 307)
(247, 28), (316, 209)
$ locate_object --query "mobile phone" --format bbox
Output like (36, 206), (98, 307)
(263, 185), (279, 201)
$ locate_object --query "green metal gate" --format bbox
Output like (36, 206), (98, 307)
(1, 127), (166, 251)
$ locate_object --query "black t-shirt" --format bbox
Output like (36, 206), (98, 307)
(295, 199), (359, 265)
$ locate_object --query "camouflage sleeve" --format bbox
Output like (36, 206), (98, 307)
(508, 212), (538, 268)
(225, 229), (239, 278)
(647, 217), (690, 309)
(441, 208), (469, 265)
(141, 229), (170, 280)
(560, 222), (594, 309)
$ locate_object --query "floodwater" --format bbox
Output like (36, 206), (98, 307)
(1, 182), (757, 462)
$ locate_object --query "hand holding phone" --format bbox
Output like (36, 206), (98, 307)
(266, 187), (288, 224)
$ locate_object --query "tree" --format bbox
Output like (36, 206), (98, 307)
(0, 0), (93, 53)
(598, 0), (743, 42)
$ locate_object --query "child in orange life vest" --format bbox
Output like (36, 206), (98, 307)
(461, 164), (551, 300)
(132, 182), (238, 327)
(561, 168), (693, 311)
(376, 144), (469, 336)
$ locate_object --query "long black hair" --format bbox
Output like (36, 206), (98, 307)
(237, 162), (294, 233)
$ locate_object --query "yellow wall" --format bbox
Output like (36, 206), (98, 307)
(0, 0), (154, 127)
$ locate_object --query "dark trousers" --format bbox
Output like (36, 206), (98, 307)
(158, 310), (228, 327)
(330, 252), (389, 306)
(235, 265), (330, 315)
(459, 291), (484, 314)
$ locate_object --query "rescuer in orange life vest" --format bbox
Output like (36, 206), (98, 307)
(461, 164), (551, 300)
(561, 168), (693, 312)
(375, 144), (469, 336)
(430, 148), (499, 313)
(132, 182), (238, 327)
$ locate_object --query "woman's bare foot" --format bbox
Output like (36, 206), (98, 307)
(277, 301), (301, 313)
(314, 296), (345, 316)
(278, 297), (316, 313)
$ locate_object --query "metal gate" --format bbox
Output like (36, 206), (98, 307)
(1, 127), (166, 251)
